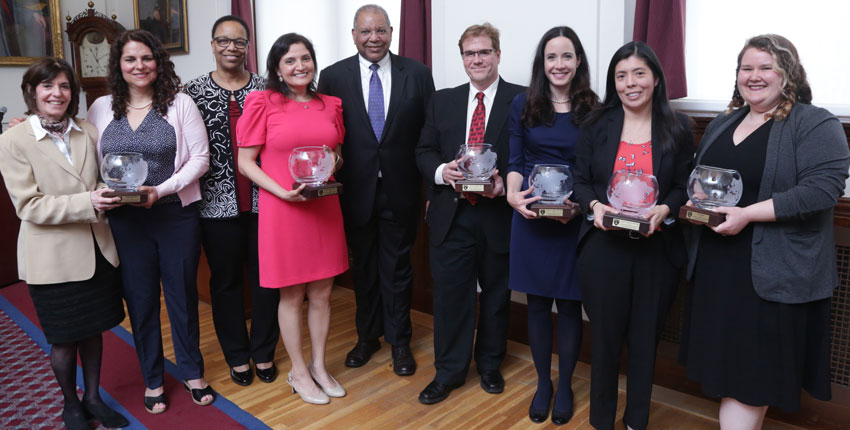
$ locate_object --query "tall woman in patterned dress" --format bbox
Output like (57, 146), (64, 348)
(505, 26), (597, 426)
(237, 33), (348, 405)
(184, 15), (279, 387)
(573, 42), (693, 430)
(86, 29), (212, 413)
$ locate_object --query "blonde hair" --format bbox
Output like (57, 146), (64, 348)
(458, 23), (500, 54)
(725, 34), (811, 121)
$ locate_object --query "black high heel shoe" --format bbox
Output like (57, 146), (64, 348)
(528, 381), (553, 423)
(83, 399), (130, 428)
(183, 381), (216, 406)
(230, 366), (254, 386)
(255, 362), (278, 383)
(62, 404), (89, 430)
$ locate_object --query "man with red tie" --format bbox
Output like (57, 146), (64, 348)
(415, 23), (524, 404)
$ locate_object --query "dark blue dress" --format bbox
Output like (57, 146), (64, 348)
(507, 93), (581, 300)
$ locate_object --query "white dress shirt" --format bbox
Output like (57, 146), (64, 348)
(358, 53), (392, 120)
(29, 115), (80, 166)
(434, 78), (500, 185)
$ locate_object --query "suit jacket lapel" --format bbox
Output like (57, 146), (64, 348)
(382, 53), (406, 143)
(345, 55), (372, 134)
(450, 84), (469, 150)
(29, 123), (80, 179)
(602, 109), (624, 177)
(696, 108), (746, 164)
(651, 120), (662, 176)
(69, 124), (88, 176)
(484, 78), (511, 145)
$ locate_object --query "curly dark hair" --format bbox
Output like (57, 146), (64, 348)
(586, 41), (688, 155)
(725, 34), (811, 121)
(21, 57), (81, 118)
(521, 26), (598, 128)
(107, 29), (180, 119)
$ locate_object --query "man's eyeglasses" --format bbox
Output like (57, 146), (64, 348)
(214, 37), (249, 49)
(462, 49), (495, 60)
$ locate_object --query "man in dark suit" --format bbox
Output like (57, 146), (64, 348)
(414, 23), (524, 404)
(317, 4), (434, 376)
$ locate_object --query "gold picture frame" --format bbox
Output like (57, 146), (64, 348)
(133, 0), (189, 54)
(0, 0), (64, 66)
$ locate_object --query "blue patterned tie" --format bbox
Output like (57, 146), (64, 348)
(368, 63), (385, 140)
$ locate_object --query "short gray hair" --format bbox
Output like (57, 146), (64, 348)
(353, 4), (391, 29)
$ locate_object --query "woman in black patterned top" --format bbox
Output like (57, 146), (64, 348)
(183, 15), (280, 387)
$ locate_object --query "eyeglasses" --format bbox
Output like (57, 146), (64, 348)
(357, 28), (389, 37)
(462, 49), (495, 60)
(214, 37), (249, 49)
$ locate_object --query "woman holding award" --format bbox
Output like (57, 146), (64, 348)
(572, 41), (692, 430)
(505, 26), (597, 426)
(86, 29), (212, 413)
(184, 15), (280, 387)
(679, 35), (848, 428)
(236, 33), (348, 405)
(0, 58), (129, 430)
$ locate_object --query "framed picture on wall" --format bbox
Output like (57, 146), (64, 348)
(0, 0), (64, 66)
(133, 0), (188, 54)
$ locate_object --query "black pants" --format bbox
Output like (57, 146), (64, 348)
(200, 212), (279, 368)
(346, 179), (416, 346)
(108, 202), (204, 389)
(429, 201), (510, 384)
(577, 230), (679, 430)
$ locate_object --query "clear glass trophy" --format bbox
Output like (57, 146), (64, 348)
(678, 165), (742, 226)
(602, 170), (659, 234)
(100, 152), (149, 203)
(289, 146), (342, 199)
(528, 164), (575, 219)
(454, 143), (497, 193)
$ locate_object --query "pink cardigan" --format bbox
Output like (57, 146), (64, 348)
(87, 93), (209, 206)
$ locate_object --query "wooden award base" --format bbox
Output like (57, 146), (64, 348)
(602, 213), (651, 234)
(294, 182), (343, 199)
(530, 203), (574, 220)
(454, 178), (494, 194)
(103, 190), (147, 203)
(678, 206), (726, 227)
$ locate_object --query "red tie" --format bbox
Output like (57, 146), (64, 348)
(462, 92), (486, 205)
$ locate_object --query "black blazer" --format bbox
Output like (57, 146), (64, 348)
(573, 108), (693, 268)
(415, 79), (525, 251)
(317, 53), (435, 226)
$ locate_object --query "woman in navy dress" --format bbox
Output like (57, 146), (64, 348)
(505, 26), (598, 426)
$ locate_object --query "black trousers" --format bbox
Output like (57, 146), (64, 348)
(200, 212), (279, 368)
(108, 202), (204, 389)
(577, 230), (679, 430)
(429, 201), (511, 385)
(346, 179), (416, 346)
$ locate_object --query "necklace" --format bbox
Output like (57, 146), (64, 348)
(127, 100), (153, 110)
(551, 99), (569, 104)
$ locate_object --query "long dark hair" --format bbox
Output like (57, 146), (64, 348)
(587, 41), (687, 154)
(522, 26), (598, 128)
(265, 33), (321, 108)
(21, 57), (80, 118)
(107, 29), (181, 119)
(726, 34), (811, 121)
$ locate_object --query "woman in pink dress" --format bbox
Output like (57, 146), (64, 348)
(236, 33), (348, 405)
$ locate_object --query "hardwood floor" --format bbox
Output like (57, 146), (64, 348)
(121, 287), (804, 429)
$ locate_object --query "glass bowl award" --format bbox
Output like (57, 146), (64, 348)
(289, 146), (342, 199)
(602, 170), (659, 234)
(454, 143), (497, 193)
(100, 152), (148, 203)
(678, 165), (742, 226)
(528, 164), (575, 219)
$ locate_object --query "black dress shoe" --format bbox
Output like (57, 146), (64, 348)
(551, 388), (574, 426)
(230, 366), (254, 386)
(62, 405), (90, 430)
(256, 363), (278, 383)
(418, 379), (463, 405)
(345, 340), (381, 368)
(83, 399), (130, 428)
(391, 345), (416, 376)
(479, 370), (504, 394)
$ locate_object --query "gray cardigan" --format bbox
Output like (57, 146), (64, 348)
(687, 103), (850, 303)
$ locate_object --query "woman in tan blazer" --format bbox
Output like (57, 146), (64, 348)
(0, 58), (128, 430)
